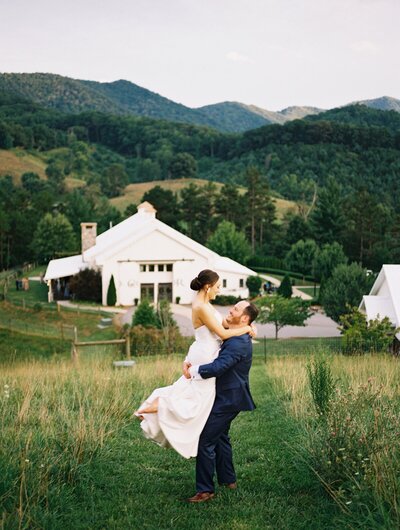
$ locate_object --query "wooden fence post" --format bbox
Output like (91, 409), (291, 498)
(125, 334), (131, 359)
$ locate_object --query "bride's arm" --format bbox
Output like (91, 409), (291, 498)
(197, 305), (251, 340)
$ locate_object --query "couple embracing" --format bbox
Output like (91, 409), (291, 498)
(135, 269), (259, 503)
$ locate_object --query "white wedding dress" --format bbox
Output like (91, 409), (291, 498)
(138, 310), (222, 459)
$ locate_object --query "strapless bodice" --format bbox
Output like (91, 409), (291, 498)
(186, 309), (223, 365)
(194, 324), (221, 345)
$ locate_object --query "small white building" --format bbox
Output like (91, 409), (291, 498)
(44, 202), (256, 306)
(359, 264), (400, 340)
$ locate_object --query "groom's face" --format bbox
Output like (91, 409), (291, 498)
(226, 301), (250, 326)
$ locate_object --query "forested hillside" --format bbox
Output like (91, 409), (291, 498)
(2, 73), (398, 133)
(0, 90), (399, 274)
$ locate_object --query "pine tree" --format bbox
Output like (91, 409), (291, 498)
(277, 274), (293, 298)
(107, 275), (117, 306)
(244, 166), (276, 253)
(310, 177), (345, 245)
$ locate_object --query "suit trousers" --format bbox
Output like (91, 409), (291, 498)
(196, 410), (239, 493)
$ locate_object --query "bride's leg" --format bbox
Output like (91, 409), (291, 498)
(136, 397), (159, 415)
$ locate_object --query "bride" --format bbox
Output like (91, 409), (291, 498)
(135, 269), (253, 459)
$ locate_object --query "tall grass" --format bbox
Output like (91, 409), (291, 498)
(267, 352), (400, 528)
(0, 355), (181, 529)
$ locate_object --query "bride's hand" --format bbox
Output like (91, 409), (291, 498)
(182, 361), (192, 379)
(248, 324), (257, 338)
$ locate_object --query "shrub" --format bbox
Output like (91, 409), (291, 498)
(306, 357), (335, 415)
(246, 275), (262, 298)
(107, 275), (117, 306)
(156, 299), (177, 329)
(129, 324), (189, 355)
(211, 295), (242, 306)
(132, 299), (158, 328)
(69, 269), (102, 303)
(339, 306), (399, 354)
(277, 274), (292, 298)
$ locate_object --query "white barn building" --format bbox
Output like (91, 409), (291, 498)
(44, 202), (256, 306)
(359, 264), (400, 340)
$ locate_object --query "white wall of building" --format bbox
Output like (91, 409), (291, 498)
(100, 231), (249, 306)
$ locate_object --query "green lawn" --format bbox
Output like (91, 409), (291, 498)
(0, 300), (119, 341)
(296, 286), (320, 298)
(4, 278), (50, 306)
(0, 329), (69, 363)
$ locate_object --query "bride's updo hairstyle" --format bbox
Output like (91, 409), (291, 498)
(190, 269), (219, 291)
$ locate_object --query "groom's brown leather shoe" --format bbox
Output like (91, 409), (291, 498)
(186, 492), (215, 503)
(222, 482), (237, 489)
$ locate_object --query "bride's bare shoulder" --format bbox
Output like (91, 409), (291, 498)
(192, 302), (211, 315)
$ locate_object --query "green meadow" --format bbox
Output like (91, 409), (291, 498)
(1, 345), (400, 529)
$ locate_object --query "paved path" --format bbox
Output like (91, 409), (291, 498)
(107, 302), (340, 338)
(259, 274), (313, 301)
(57, 300), (128, 314)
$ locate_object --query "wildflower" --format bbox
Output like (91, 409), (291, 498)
(338, 448), (346, 451)
(331, 431), (336, 437)
(40, 464), (45, 468)
(25, 459), (30, 463)
(346, 501), (352, 505)
(4, 384), (9, 389)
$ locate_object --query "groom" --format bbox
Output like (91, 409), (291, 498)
(183, 300), (259, 503)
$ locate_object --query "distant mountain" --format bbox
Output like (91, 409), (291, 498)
(195, 102), (270, 131)
(0, 73), (323, 132)
(0, 73), (399, 133)
(305, 103), (400, 132)
(353, 96), (400, 113)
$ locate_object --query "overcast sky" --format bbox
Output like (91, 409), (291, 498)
(1, 0), (399, 111)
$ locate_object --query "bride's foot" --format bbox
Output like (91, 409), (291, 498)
(133, 411), (144, 420)
(136, 398), (159, 415)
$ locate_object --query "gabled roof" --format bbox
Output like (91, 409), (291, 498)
(360, 264), (400, 338)
(44, 254), (88, 281)
(45, 202), (256, 278)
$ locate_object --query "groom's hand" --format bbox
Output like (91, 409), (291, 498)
(183, 361), (192, 379)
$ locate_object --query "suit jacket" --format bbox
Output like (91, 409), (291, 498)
(198, 334), (256, 413)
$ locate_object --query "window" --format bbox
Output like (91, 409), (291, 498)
(149, 264), (155, 272)
(140, 264), (147, 272)
(223, 279), (227, 288)
(166, 264), (173, 272)
(158, 264), (164, 272)
(239, 279), (244, 288)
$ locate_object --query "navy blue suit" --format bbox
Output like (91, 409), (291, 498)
(196, 334), (255, 493)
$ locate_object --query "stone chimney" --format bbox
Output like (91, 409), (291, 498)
(81, 223), (97, 253)
(137, 201), (157, 218)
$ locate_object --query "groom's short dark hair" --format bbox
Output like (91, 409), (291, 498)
(243, 303), (259, 324)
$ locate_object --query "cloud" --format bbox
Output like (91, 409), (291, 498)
(226, 51), (253, 64)
(350, 40), (379, 55)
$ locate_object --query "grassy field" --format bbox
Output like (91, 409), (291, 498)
(1, 350), (399, 529)
(0, 148), (47, 182)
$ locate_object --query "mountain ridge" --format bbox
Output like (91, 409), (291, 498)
(0, 72), (399, 133)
